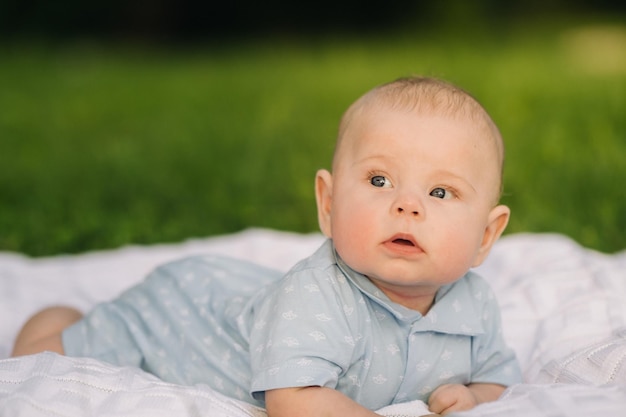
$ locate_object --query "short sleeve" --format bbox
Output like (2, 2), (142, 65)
(249, 267), (354, 402)
(471, 287), (522, 386)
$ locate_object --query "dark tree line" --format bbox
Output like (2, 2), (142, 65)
(1, 0), (624, 40)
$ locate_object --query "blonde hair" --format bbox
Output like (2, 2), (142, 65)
(334, 76), (505, 201)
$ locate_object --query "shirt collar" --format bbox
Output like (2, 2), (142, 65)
(331, 240), (485, 336)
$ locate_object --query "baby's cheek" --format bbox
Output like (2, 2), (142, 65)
(439, 232), (483, 274)
(333, 210), (371, 247)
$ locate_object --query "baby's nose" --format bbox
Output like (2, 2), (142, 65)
(392, 188), (424, 218)
(396, 206), (419, 216)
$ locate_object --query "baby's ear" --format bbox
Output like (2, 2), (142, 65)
(473, 205), (510, 267)
(315, 169), (333, 237)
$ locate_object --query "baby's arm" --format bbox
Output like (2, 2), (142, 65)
(265, 386), (382, 417)
(428, 383), (505, 415)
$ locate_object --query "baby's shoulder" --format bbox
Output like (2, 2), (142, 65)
(463, 270), (492, 288)
(285, 240), (338, 278)
(455, 271), (498, 306)
(269, 241), (356, 302)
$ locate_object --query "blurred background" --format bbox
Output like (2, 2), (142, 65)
(1, 0), (625, 256)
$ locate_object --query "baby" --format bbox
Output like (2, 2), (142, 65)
(12, 76), (521, 416)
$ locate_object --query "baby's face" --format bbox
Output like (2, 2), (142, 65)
(326, 107), (505, 309)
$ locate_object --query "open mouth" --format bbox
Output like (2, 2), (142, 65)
(386, 234), (421, 252)
(385, 235), (423, 255)
(392, 238), (416, 247)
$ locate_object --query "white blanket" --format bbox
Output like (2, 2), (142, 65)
(1, 228), (626, 416)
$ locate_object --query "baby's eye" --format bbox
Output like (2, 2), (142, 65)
(430, 187), (453, 199)
(370, 175), (392, 188)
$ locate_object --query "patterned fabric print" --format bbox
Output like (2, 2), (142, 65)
(63, 239), (520, 410)
(249, 240), (521, 410)
(63, 255), (283, 406)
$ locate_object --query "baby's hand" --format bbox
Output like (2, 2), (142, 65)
(427, 384), (477, 415)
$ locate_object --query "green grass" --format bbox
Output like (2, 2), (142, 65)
(1, 20), (625, 256)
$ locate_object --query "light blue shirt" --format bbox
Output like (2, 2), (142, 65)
(249, 240), (521, 409)
(64, 239), (521, 410)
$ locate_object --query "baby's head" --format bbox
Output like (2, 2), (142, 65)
(335, 77), (505, 203)
(315, 76), (510, 312)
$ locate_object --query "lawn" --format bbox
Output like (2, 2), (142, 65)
(1, 19), (625, 256)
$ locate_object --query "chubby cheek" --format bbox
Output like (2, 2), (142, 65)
(330, 205), (377, 269)
(434, 223), (484, 277)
